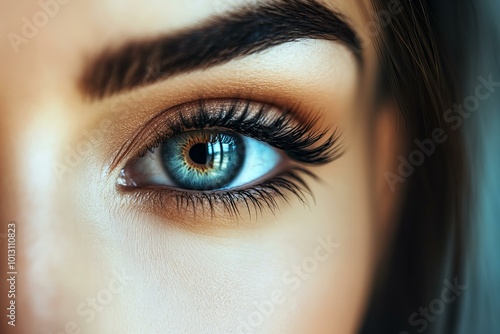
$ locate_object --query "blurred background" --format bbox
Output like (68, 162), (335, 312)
(454, 0), (500, 332)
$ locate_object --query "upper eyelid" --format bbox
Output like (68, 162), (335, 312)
(109, 99), (296, 172)
(109, 99), (343, 175)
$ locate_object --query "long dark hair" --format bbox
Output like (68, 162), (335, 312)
(360, 1), (468, 333)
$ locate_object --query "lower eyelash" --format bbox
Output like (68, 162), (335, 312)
(118, 166), (318, 221)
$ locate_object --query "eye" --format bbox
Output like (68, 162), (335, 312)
(115, 99), (343, 218)
(119, 129), (282, 191)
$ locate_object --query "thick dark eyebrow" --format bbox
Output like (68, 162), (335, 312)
(81, 0), (362, 100)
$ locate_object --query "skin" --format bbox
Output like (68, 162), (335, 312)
(0, 0), (403, 333)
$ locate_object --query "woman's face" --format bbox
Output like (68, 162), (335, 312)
(0, 0), (402, 333)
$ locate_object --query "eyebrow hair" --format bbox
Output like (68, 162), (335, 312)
(81, 0), (362, 100)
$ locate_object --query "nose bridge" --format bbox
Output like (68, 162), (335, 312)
(0, 102), (39, 334)
(0, 99), (55, 328)
(0, 96), (92, 332)
(0, 96), (66, 215)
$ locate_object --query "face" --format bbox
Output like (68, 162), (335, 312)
(0, 0), (403, 333)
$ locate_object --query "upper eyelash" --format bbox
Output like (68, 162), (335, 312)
(138, 99), (345, 165)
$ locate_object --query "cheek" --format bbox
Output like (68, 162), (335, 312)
(101, 207), (374, 334)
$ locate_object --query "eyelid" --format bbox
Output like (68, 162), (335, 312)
(116, 165), (318, 223)
(110, 98), (346, 223)
(110, 98), (343, 174)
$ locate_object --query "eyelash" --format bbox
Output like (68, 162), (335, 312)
(117, 99), (344, 219)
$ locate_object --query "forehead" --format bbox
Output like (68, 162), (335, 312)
(0, 0), (377, 102)
(1, 0), (369, 39)
(0, 0), (372, 55)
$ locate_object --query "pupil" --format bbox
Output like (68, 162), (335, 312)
(189, 143), (209, 165)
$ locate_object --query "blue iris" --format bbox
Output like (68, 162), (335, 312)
(160, 130), (245, 190)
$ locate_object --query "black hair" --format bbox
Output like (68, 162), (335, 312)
(360, 1), (469, 333)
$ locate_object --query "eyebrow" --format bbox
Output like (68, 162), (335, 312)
(81, 0), (362, 100)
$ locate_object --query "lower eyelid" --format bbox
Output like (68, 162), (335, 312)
(115, 166), (317, 223)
